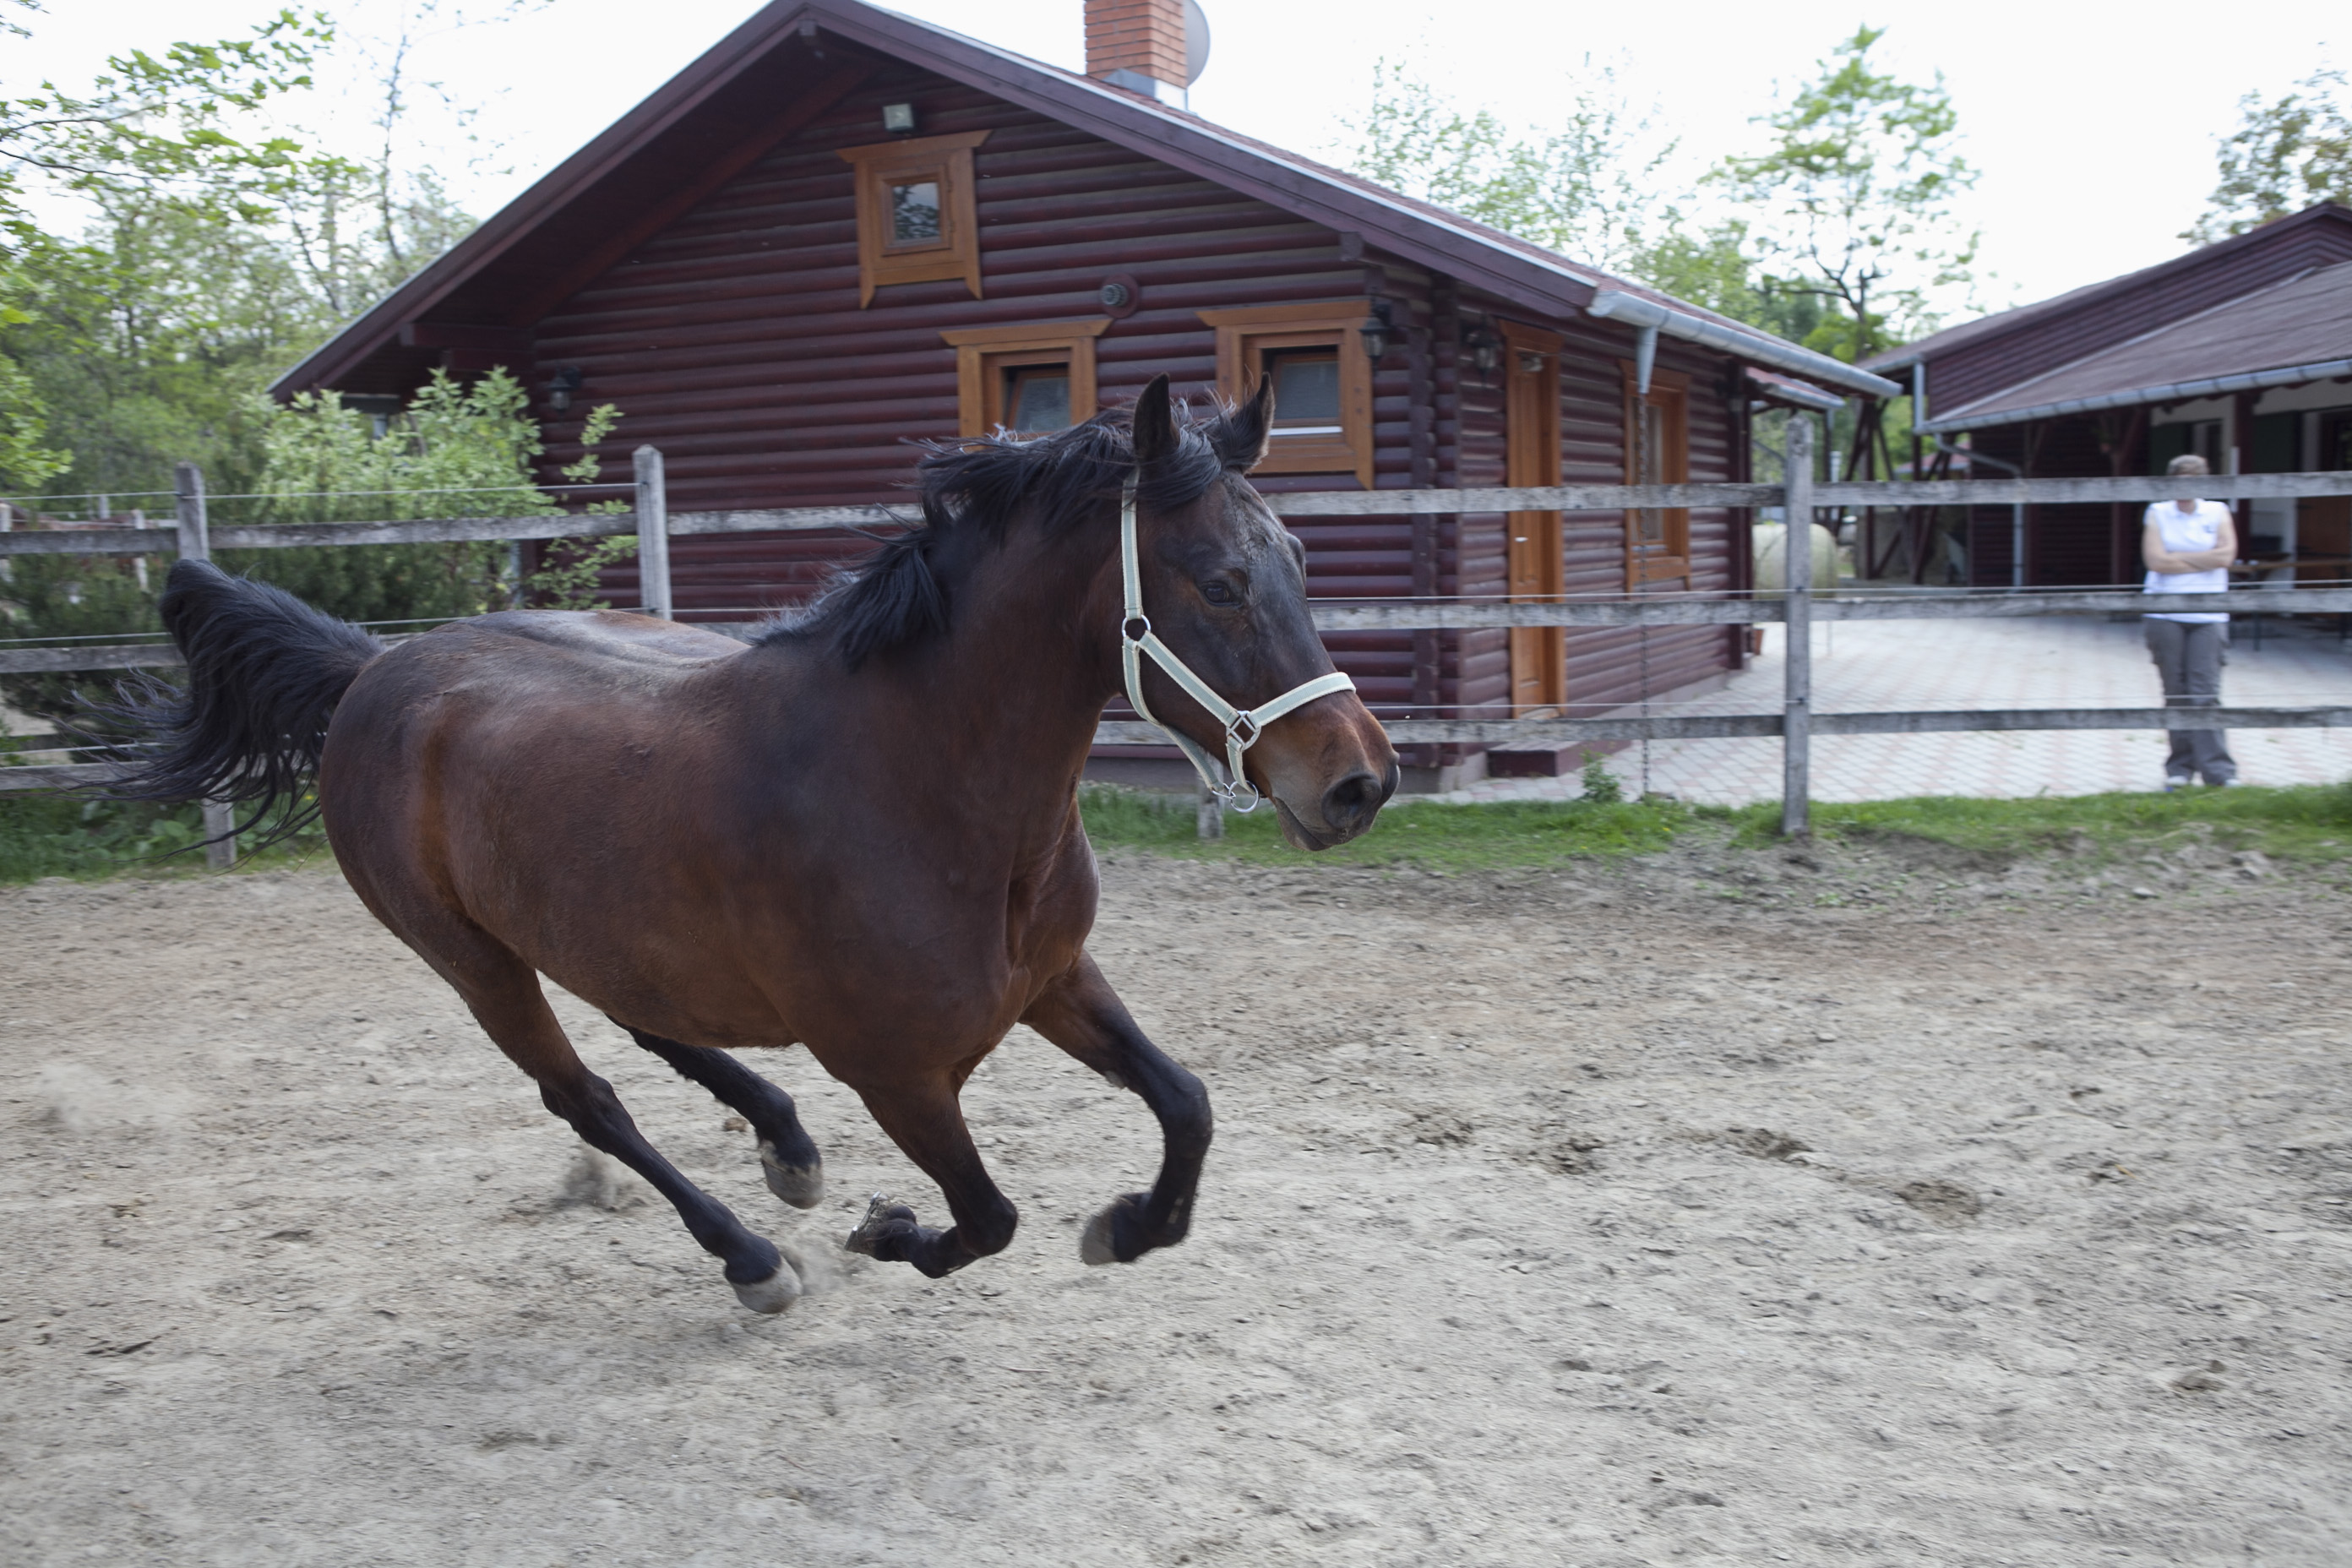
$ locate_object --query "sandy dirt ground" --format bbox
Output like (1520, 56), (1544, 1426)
(3, 837), (2349, 1566)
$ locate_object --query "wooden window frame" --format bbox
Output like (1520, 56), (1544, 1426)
(838, 130), (990, 308)
(1501, 320), (1565, 715)
(939, 318), (1110, 437)
(1197, 302), (1375, 488)
(1622, 361), (1690, 586)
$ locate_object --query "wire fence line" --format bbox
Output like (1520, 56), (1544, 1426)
(5, 445), (2352, 836)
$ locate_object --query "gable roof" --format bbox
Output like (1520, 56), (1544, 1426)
(1915, 257), (2352, 433)
(273, 0), (1894, 400)
(1865, 201), (2352, 378)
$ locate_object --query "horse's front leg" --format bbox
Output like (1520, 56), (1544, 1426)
(1021, 953), (1212, 1265)
(841, 1070), (1019, 1279)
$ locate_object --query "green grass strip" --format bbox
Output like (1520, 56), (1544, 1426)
(7, 764), (2349, 885)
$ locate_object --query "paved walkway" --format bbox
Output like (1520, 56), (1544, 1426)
(1452, 615), (2352, 805)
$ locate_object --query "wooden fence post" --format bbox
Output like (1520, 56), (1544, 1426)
(634, 444), (672, 620)
(175, 461), (237, 869)
(1781, 421), (1814, 839)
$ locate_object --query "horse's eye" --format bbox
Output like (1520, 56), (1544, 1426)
(1200, 580), (1239, 607)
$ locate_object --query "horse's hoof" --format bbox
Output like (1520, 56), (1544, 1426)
(1080, 1206), (1119, 1266)
(845, 1191), (917, 1257)
(730, 1262), (803, 1315)
(760, 1140), (825, 1209)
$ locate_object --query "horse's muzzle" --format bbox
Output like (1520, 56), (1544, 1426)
(1272, 760), (1396, 851)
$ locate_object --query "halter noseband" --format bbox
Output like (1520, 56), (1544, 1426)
(1119, 477), (1355, 811)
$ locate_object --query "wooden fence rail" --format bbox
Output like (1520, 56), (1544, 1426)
(9, 471), (2352, 559)
(8, 452), (2352, 835)
(9, 587), (2351, 676)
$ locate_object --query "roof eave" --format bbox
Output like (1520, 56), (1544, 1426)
(271, 0), (836, 396)
(1919, 355), (2352, 433)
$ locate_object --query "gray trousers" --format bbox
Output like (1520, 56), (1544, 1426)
(2143, 618), (2235, 784)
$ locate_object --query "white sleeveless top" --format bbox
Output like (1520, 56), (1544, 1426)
(2143, 501), (2230, 623)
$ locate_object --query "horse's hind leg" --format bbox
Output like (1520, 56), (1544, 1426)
(841, 1073), (1017, 1279)
(621, 1026), (825, 1209)
(1021, 954), (1211, 1266)
(441, 948), (801, 1311)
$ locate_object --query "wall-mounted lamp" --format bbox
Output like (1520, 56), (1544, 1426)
(547, 366), (585, 413)
(1358, 301), (1396, 364)
(1462, 320), (1500, 384)
(881, 101), (917, 133)
(1097, 272), (1140, 318)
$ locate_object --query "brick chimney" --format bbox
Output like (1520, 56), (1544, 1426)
(1086, 0), (1189, 106)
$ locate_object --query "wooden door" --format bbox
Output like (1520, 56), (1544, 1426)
(1501, 321), (1565, 713)
(1623, 365), (1690, 586)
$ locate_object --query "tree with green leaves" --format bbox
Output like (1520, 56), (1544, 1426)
(0, 5), (344, 498)
(1345, 58), (1843, 351)
(2186, 68), (2351, 242)
(1713, 26), (1976, 364)
(1349, 59), (1674, 274)
(0, 5), (329, 218)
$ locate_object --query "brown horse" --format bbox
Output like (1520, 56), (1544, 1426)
(111, 376), (1396, 1311)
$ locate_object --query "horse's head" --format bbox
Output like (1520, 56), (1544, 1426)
(1124, 375), (1398, 850)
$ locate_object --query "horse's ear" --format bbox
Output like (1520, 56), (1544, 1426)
(1214, 377), (1274, 471)
(1131, 374), (1178, 467)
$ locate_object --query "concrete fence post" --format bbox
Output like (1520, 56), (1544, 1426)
(172, 461), (210, 565)
(174, 461), (237, 868)
(1781, 421), (1815, 839)
(1195, 781), (1225, 841)
(634, 444), (672, 620)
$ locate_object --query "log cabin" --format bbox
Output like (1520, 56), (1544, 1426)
(275, 0), (1891, 789)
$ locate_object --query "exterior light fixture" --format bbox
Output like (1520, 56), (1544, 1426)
(1462, 320), (1500, 383)
(547, 366), (584, 412)
(881, 102), (917, 133)
(1358, 302), (1396, 364)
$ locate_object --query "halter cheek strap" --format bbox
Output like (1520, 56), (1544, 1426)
(1119, 478), (1355, 811)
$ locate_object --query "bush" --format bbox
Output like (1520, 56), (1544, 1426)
(0, 368), (626, 730)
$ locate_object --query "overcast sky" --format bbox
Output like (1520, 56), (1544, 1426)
(14, 0), (2345, 318)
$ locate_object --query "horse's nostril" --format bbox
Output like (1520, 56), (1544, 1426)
(1321, 770), (1386, 830)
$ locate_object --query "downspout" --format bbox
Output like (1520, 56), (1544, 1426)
(1930, 433), (2025, 589)
(1635, 324), (1658, 396)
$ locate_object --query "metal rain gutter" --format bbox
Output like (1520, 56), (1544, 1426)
(1588, 289), (1903, 400)
(1750, 373), (1843, 413)
(1919, 355), (2352, 434)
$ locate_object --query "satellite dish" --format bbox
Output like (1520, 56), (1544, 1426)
(1184, 0), (1211, 87)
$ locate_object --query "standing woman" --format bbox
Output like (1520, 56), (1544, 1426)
(2142, 452), (2239, 789)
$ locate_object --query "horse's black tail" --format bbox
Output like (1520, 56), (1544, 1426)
(95, 558), (386, 848)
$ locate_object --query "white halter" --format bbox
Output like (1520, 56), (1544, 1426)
(1119, 477), (1355, 810)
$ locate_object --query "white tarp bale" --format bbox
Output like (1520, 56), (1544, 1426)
(1752, 521), (1839, 591)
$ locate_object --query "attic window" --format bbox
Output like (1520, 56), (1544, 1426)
(837, 131), (990, 307)
(889, 179), (942, 244)
(940, 318), (1111, 437)
(1198, 302), (1377, 488)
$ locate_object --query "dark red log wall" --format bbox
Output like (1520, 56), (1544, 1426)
(529, 59), (1741, 724)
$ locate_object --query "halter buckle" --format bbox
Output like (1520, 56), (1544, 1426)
(1227, 711), (1261, 748)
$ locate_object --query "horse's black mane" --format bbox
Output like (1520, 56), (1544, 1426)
(763, 401), (1239, 668)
